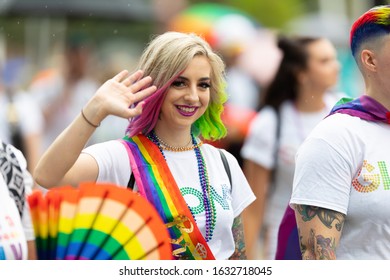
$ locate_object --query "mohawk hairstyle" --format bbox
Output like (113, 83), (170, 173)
(350, 5), (390, 58)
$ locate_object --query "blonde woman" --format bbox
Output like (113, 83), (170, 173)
(34, 32), (255, 260)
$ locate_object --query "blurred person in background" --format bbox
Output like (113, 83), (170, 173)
(291, 5), (390, 260)
(0, 139), (37, 259)
(0, 57), (43, 174)
(206, 14), (263, 167)
(166, 5), (282, 168)
(241, 35), (340, 259)
(213, 31), (259, 167)
(29, 33), (99, 153)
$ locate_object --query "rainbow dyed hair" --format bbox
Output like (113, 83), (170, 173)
(350, 5), (390, 58)
(126, 32), (227, 141)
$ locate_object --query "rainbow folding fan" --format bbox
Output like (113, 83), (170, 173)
(27, 182), (172, 260)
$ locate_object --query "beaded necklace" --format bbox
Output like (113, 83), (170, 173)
(147, 130), (215, 242)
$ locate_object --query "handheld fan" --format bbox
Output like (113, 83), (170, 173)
(27, 182), (172, 260)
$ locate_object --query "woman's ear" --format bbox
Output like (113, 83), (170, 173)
(297, 70), (308, 85)
(360, 49), (377, 72)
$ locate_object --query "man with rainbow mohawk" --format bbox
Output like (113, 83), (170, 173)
(289, 5), (390, 259)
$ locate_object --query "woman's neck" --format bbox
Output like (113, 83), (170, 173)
(152, 126), (193, 148)
(295, 87), (327, 112)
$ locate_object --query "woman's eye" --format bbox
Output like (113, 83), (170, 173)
(172, 81), (186, 87)
(199, 82), (211, 89)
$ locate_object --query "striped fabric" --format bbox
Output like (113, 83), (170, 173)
(120, 134), (215, 260)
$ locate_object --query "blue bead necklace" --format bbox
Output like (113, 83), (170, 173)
(147, 131), (215, 242)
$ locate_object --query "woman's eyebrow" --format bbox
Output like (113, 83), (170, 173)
(177, 76), (210, 81)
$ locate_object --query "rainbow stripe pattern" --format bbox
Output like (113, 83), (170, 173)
(27, 182), (172, 260)
(329, 95), (390, 124)
(350, 5), (390, 57)
(121, 135), (215, 260)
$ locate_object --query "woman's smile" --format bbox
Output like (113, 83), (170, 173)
(176, 105), (199, 116)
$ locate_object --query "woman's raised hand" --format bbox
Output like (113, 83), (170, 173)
(35, 70), (156, 189)
(86, 70), (157, 122)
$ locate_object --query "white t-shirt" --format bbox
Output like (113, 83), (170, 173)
(290, 113), (390, 259)
(0, 92), (44, 145)
(83, 141), (256, 260)
(0, 143), (34, 260)
(240, 94), (337, 259)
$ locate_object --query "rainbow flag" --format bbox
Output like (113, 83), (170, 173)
(121, 135), (215, 260)
(27, 183), (172, 260)
(329, 95), (390, 124)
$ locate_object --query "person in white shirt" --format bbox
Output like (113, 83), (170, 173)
(291, 5), (390, 259)
(241, 35), (340, 259)
(0, 139), (36, 259)
(29, 34), (99, 152)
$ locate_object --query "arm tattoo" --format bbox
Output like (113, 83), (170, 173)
(300, 229), (337, 260)
(296, 205), (345, 231)
(296, 205), (345, 260)
(229, 215), (247, 260)
(298, 228), (309, 258)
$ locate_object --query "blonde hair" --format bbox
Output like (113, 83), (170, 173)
(128, 32), (228, 140)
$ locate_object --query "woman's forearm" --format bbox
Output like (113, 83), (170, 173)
(242, 160), (270, 259)
(34, 101), (103, 188)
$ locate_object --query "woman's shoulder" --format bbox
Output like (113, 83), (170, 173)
(201, 142), (220, 154)
(247, 105), (279, 133)
(87, 139), (127, 148)
(202, 143), (239, 165)
(258, 105), (278, 118)
(83, 139), (128, 158)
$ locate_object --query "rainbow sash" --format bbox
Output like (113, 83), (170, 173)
(120, 135), (215, 260)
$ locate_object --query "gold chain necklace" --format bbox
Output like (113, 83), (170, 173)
(153, 133), (203, 152)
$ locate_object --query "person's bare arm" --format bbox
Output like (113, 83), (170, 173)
(294, 204), (345, 260)
(242, 160), (271, 259)
(34, 70), (156, 188)
(23, 133), (41, 175)
(229, 214), (246, 260)
(27, 240), (37, 260)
